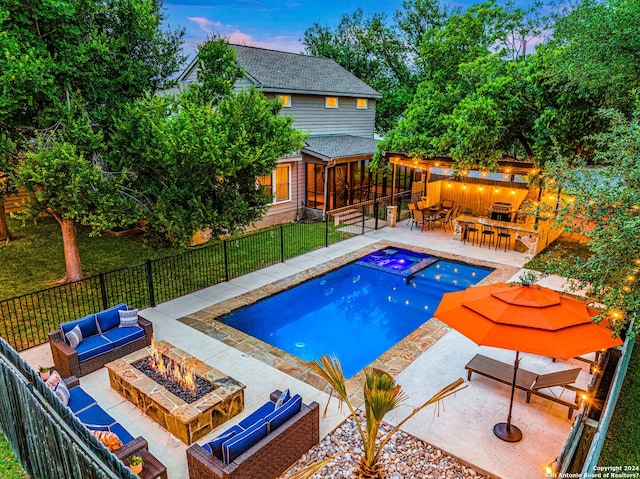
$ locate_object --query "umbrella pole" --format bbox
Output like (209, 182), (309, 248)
(493, 351), (523, 442)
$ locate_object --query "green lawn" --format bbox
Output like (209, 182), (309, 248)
(0, 432), (28, 479)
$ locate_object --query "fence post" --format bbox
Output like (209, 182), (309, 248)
(99, 273), (108, 310)
(361, 205), (365, 234)
(325, 217), (329, 248)
(223, 239), (230, 281)
(280, 225), (285, 262)
(374, 199), (379, 230)
(145, 260), (156, 307)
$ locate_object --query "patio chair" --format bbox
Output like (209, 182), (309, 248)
(407, 203), (416, 227)
(435, 208), (454, 231)
(465, 354), (585, 419)
(440, 199), (454, 211)
(411, 209), (426, 232)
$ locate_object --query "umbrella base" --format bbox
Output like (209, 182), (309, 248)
(493, 422), (522, 442)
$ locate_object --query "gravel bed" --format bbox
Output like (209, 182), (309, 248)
(283, 414), (488, 479)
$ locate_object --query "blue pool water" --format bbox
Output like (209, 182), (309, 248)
(220, 249), (492, 378)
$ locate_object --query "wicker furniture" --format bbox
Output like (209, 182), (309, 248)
(49, 304), (153, 378)
(186, 390), (320, 479)
(62, 376), (155, 465)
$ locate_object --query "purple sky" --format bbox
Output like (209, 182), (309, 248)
(163, 0), (539, 61)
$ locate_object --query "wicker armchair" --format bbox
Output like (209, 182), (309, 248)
(186, 390), (320, 479)
(49, 316), (153, 378)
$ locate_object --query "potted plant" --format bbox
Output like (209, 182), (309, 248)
(128, 455), (143, 474)
(38, 366), (51, 381)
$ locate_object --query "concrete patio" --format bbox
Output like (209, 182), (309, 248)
(20, 220), (593, 479)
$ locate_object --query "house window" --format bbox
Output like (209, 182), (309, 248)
(356, 98), (368, 109)
(325, 96), (338, 108)
(274, 165), (290, 202)
(259, 165), (291, 203)
(278, 95), (291, 107)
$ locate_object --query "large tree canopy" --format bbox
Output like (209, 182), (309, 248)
(1, 0), (184, 280)
(109, 39), (307, 246)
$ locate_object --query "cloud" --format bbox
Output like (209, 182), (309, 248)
(228, 32), (303, 53)
(186, 16), (225, 34)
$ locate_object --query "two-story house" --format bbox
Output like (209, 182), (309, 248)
(177, 45), (385, 226)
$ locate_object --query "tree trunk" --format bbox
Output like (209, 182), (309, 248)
(357, 456), (386, 479)
(0, 200), (9, 242)
(56, 216), (85, 283)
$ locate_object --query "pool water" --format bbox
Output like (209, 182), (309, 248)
(220, 251), (492, 378)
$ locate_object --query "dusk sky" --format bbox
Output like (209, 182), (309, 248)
(162, 0), (534, 62)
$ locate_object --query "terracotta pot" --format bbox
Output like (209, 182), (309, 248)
(130, 463), (143, 474)
(39, 371), (50, 381)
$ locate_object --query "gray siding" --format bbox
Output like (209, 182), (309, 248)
(267, 94), (375, 138)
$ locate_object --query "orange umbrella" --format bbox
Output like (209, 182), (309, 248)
(433, 282), (622, 442)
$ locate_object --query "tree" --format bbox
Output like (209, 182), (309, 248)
(16, 108), (136, 283)
(544, 106), (640, 335)
(378, 1), (554, 170)
(0, 0), (184, 280)
(289, 356), (466, 479)
(109, 38), (306, 246)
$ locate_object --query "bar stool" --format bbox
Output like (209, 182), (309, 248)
(462, 221), (479, 245)
(496, 227), (512, 251)
(480, 224), (495, 248)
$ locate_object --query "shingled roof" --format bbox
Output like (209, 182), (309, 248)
(179, 44), (381, 98)
(302, 135), (379, 162)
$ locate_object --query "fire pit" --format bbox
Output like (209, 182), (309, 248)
(106, 340), (245, 445)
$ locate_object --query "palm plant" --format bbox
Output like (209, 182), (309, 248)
(289, 355), (467, 479)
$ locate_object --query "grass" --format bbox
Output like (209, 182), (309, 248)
(0, 216), (185, 300)
(598, 343), (640, 466)
(0, 432), (28, 479)
(526, 232), (639, 469)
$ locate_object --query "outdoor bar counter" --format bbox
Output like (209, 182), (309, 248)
(453, 214), (561, 255)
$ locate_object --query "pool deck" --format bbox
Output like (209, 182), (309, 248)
(20, 220), (594, 479)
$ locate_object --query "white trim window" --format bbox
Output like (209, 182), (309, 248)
(259, 164), (291, 203)
(325, 96), (338, 108)
(356, 98), (368, 109)
(278, 94), (291, 107)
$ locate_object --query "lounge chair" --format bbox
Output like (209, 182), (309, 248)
(465, 354), (585, 418)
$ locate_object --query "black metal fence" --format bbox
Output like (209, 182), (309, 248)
(0, 335), (136, 479)
(0, 219), (358, 352)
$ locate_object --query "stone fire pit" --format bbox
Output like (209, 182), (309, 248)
(106, 340), (245, 445)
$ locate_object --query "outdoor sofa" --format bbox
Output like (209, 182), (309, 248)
(465, 353), (586, 418)
(48, 303), (153, 378)
(186, 389), (320, 479)
(61, 375), (151, 464)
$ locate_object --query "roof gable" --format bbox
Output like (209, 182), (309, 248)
(179, 44), (381, 99)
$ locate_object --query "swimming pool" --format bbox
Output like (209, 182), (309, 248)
(220, 248), (492, 378)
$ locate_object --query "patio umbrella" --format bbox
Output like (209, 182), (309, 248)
(433, 282), (623, 442)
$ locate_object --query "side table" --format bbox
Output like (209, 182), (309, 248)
(129, 448), (167, 479)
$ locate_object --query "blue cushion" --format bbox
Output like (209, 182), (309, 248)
(238, 401), (276, 430)
(96, 303), (127, 333)
(222, 419), (268, 464)
(109, 422), (135, 445)
(101, 326), (145, 348)
(61, 314), (99, 341)
(68, 386), (96, 414)
(76, 404), (117, 428)
(205, 425), (243, 459)
(264, 394), (302, 432)
(75, 335), (114, 362)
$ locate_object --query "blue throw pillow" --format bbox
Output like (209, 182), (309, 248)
(206, 426), (241, 459)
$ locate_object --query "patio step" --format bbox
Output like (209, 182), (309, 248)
(333, 209), (362, 226)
